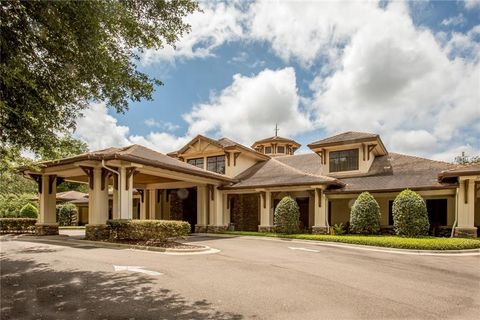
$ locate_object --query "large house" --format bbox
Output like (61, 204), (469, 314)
(22, 131), (480, 238)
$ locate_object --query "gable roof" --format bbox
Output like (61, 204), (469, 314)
(438, 163), (480, 181)
(325, 153), (457, 194)
(251, 135), (301, 148)
(24, 144), (234, 183)
(221, 157), (343, 190)
(307, 131), (387, 150)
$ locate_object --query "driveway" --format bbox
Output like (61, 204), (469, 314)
(1, 233), (479, 319)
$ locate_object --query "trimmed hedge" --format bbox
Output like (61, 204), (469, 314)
(0, 218), (37, 234)
(393, 189), (430, 237)
(274, 196), (300, 234)
(350, 192), (381, 234)
(19, 203), (38, 218)
(107, 219), (190, 242)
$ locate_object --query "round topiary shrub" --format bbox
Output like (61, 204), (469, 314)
(274, 196), (300, 234)
(392, 189), (429, 237)
(349, 192), (381, 234)
(19, 203), (38, 218)
(56, 203), (78, 226)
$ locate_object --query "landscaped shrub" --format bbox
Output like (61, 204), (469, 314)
(0, 218), (37, 234)
(349, 192), (381, 234)
(274, 196), (300, 234)
(19, 203), (38, 218)
(392, 189), (429, 237)
(107, 219), (190, 242)
(0, 193), (36, 218)
(332, 223), (345, 235)
(56, 203), (78, 226)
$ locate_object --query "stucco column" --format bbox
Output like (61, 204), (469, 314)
(112, 180), (119, 220)
(148, 189), (156, 219)
(223, 193), (230, 227)
(195, 185), (208, 232)
(119, 167), (133, 219)
(208, 186), (224, 232)
(36, 175), (59, 235)
(258, 191), (273, 232)
(139, 189), (147, 220)
(455, 178), (478, 238)
(312, 188), (328, 234)
(86, 167), (110, 240)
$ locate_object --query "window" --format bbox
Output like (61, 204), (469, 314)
(329, 149), (359, 172)
(187, 158), (204, 169)
(207, 156), (225, 174)
(277, 146), (285, 154)
(265, 146), (272, 154)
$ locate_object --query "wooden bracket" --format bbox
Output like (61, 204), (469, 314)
(208, 184), (215, 201)
(29, 174), (43, 194)
(101, 168), (109, 191)
(226, 153), (231, 166)
(233, 152), (241, 166)
(80, 166), (94, 189)
(47, 175), (57, 194)
(260, 191), (266, 209)
(125, 167), (137, 190)
(362, 143), (366, 161)
(138, 189), (145, 203)
(367, 144), (376, 161)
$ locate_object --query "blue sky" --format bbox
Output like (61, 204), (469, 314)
(75, 0), (480, 161)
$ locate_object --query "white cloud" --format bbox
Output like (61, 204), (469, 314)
(183, 67), (312, 145)
(441, 13), (465, 26)
(144, 118), (180, 131)
(141, 1), (245, 64)
(464, 0), (480, 10)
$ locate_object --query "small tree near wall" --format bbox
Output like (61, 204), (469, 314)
(274, 196), (300, 234)
(57, 203), (78, 226)
(350, 192), (381, 234)
(392, 189), (429, 237)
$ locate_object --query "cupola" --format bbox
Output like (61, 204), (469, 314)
(251, 125), (301, 157)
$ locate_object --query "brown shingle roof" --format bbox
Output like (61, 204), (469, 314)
(26, 145), (234, 183)
(307, 131), (384, 148)
(275, 153), (324, 176)
(221, 158), (343, 189)
(438, 163), (480, 180)
(326, 153), (458, 194)
(251, 135), (301, 148)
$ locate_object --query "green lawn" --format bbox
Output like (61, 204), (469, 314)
(222, 231), (480, 250)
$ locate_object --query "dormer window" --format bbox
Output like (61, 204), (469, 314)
(207, 155), (225, 174)
(277, 146), (285, 154)
(329, 149), (359, 172)
(265, 146), (272, 154)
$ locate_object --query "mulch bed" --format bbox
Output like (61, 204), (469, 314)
(104, 239), (203, 249)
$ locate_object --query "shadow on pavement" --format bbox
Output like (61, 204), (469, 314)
(0, 257), (243, 319)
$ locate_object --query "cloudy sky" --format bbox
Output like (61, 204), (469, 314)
(75, 0), (480, 162)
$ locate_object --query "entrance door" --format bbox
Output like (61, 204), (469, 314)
(181, 188), (197, 233)
(296, 198), (310, 231)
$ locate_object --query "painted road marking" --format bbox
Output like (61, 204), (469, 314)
(113, 265), (163, 276)
(288, 247), (319, 253)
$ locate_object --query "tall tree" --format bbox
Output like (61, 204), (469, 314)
(0, 0), (198, 154)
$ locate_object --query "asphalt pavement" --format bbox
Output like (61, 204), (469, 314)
(1, 232), (479, 319)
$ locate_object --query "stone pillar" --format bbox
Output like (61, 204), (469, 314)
(119, 167), (133, 219)
(312, 188), (328, 234)
(148, 189), (156, 220)
(139, 189), (147, 220)
(36, 175), (59, 235)
(455, 178), (478, 238)
(207, 186), (225, 232)
(86, 167), (110, 240)
(195, 185), (208, 233)
(258, 191), (274, 232)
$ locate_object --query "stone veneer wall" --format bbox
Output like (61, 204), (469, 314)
(231, 193), (259, 231)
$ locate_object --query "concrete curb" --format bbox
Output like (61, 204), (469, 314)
(7, 234), (212, 254)
(192, 233), (480, 255)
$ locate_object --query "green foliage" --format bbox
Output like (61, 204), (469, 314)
(0, 193), (36, 217)
(0, 0), (199, 155)
(350, 192), (381, 234)
(392, 189), (430, 237)
(274, 196), (300, 234)
(0, 218), (36, 233)
(56, 203), (78, 226)
(332, 223), (345, 235)
(37, 135), (89, 161)
(19, 203), (38, 218)
(107, 219), (190, 242)
(223, 231), (480, 250)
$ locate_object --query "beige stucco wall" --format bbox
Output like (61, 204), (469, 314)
(457, 177), (480, 228)
(225, 152), (258, 177)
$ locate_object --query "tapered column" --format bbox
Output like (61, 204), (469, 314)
(195, 185), (208, 232)
(119, 167), (133, 219)
(36, 175), (59, 235)
(312, 188), (328, 234)
(258, 191), (274, 232)
(455, 178), (478, 237)
(85, 167), (110, 240)
(148, 189), (156, 219)
(139, 189), (147, 220)
(208, 186), (224, 232)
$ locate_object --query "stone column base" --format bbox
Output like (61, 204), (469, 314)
(85, 224), (110, 241)
(206, 225), (227, 233)
(195, 224), (208, 233)
(35, 224), (59, 236)
(454, 227), (477, 238)
(312, 226), (328, 235)
(258, 225), (275, 233)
